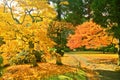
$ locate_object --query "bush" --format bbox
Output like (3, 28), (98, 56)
(9, 50), (46, 66)
(63, 47), (71, 52)
(56, 48), (64, 56)
(9, 51), (36, 65)
(33, 50), (46, 62)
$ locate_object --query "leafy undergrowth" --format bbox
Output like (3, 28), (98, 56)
(0, 63), (86, 80)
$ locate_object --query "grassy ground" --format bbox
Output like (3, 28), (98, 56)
(65, 52), (120, 80)
(42, 69), (86, 80)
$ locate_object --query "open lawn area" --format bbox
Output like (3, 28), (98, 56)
(64, 52), (120, 80)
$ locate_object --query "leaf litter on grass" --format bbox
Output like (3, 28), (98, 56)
(64, 53), (120, 80)
(0, 63), (80, 80)
(43, 69), (86, 80)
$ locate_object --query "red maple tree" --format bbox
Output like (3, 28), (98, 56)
(67, 20), (113, 49)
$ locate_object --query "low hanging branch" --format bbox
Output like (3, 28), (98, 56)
(5, 0), (27, 24)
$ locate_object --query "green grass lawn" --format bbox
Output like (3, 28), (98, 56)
(42, 69), (86, 80)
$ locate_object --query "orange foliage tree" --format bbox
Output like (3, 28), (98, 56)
(67, 20), (117, 50)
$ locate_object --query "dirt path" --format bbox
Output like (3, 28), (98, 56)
(68, 54), (117, 70)
(63, 53), (120, 80)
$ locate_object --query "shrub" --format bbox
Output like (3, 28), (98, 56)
(9, 51), (36, 65)
(32, 50), (46, 62)
(55, 46), (64, 56)
(9, 50), (46, 66)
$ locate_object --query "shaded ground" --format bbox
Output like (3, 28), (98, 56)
(64, 52), (120, 80)
(96, 70), (120, 80)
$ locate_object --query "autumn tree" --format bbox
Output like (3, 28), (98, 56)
(67, 21), (116, 51)
(91, 0), (120, 65)
(48, 0), (69, 21)
(49, 0), (93, 25)
(1, 0), (56, 24)
(48, 21), (74, 65)
(0, 0), (56, 66)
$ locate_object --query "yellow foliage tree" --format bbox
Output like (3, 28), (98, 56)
(0, 0), (56, 66)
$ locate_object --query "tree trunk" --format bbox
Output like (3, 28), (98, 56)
(56, 1), (62, 21)
(55, 53), (63, 65)
(118, 52), (120, 66)
(118, 39), (120, 66)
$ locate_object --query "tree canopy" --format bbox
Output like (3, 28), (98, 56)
(67, 20), (117, 49)
(0, 0), (57, 66)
